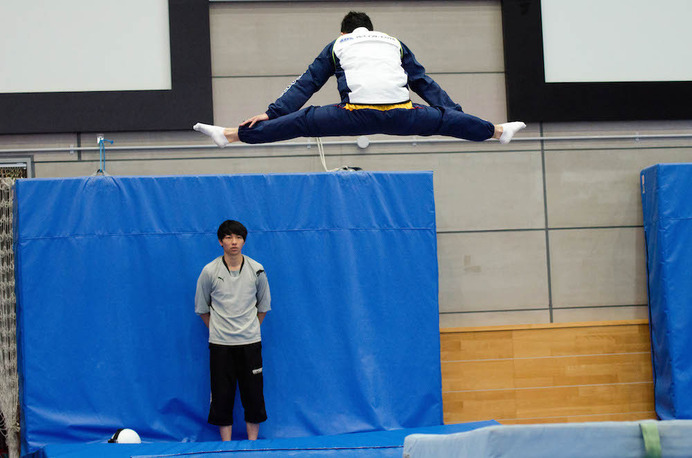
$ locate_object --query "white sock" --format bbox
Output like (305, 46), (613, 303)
(194, 123), (230, 148)
(498, 122), (526, 144)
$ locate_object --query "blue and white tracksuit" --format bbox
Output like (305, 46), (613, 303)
(237, 27), (495, 144)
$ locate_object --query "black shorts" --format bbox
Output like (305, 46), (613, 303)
(208, 341), (267, 426)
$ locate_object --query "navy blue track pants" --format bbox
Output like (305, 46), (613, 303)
(237, 103), (495, 144)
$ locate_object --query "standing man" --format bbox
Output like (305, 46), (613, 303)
(195, 220), (271, 441)
(194, 11), (525, 146)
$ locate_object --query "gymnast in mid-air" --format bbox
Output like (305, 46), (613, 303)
(195, 11), (526, 147)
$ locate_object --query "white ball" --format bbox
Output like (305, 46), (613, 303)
(109, 428), (141, 444)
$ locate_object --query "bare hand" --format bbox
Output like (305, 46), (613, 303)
(240, 113), (269, 128)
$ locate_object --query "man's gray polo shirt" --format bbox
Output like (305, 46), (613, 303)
(195, 255), (271, 345)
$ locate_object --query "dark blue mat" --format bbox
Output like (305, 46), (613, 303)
(29, 422), (497, 457)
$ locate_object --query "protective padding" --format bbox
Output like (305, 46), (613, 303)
(403, 420), (692, 458)
(641, 164), (692, 420)
(28, 422), (497, 458)
(14, 172), (441, 454)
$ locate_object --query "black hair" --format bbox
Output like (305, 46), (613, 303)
(341, 11), (373, 33)
(217, 220), (248, 241)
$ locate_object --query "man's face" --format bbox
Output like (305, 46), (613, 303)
(219, 233), (245, 255)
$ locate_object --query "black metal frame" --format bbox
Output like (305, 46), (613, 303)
(501, 0), (692, 122)
(0, 0), (213, 134)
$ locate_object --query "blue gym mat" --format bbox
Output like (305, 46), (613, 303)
(641, 164), (692, 419)
(28, 422), (497, 458)
(14, 172), (442, 454)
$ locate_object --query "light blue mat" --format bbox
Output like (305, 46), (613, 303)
(404, 420), (692, 457)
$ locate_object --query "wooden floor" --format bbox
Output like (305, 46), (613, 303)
(440, 320), (657, 424)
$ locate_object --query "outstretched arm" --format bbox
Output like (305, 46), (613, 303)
(236, 42), (336, 128)
(401, 42), (463, 111)
(264, 41), (337, 119)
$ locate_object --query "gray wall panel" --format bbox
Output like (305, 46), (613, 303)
(549, 228), (648, 308)
(546, 147), (692, 228)
(33, 162), (101, 178)
(347, 152), (545, 231)
(438, 231), (549, 313)
(210, 1), (503, 77)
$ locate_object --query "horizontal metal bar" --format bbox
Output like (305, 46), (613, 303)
(0, 132), (690, 155)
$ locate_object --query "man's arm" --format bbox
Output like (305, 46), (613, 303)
(401, 41), (463, 111)
(255, 270), (271, 323)
(263, 42), (336, 120)
(195, 269), (213, 326)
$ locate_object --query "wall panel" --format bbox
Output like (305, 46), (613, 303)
(438, 231), (549, 312)
(545, 147), (692, 228)
(209, 1), (503, 77)
(549, 228), (648, 308)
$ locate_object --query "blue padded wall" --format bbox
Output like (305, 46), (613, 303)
(641, 164), (692, 419)
(14, 173), (441, 454)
